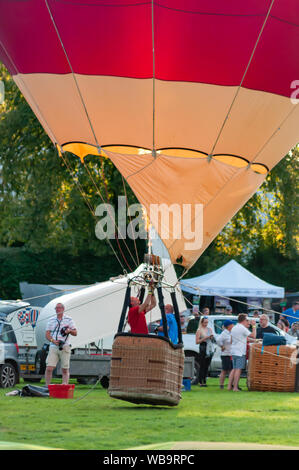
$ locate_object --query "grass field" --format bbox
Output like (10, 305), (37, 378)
(1, 378), (299, 450)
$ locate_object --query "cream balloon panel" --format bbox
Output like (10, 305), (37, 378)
(13, 74), (296, 173)
(107, 150), (265, 269)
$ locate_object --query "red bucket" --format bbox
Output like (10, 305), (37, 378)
(48, 384), (75, 399)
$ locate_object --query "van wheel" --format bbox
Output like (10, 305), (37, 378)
(100, 376), (109, 389)
(0, 363), (17, 388)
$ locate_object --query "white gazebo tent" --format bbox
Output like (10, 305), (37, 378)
(180, 259), (284, 299)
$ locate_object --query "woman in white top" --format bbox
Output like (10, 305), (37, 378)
(196, 317), (215, 387)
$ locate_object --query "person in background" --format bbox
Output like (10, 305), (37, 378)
(45, 303), (77, 387)
(180, 312), (188, 333)
(216, 320), (234, 389)
(281, 301), (299, 327)
(277, 318), (287, 332)
(276, 318), (287, 332)
(256, 314), (276, 339)
(186, 310), (200, 333)
(253, 310), (260, 318)
(128, 283), (156, 334)
(279, 316), (290, 332)
(228, 314), (256, 392)
(157, 304), (178, 344)
(202, 307), (210, 316)
(225, 305), (233, 315)
(195, 316), (215, 387)
(289, 322), (299, 339)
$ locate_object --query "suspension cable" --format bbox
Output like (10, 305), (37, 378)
(83, 160), (138, 271)
(209, 0), (276, 158)
(61, 151), (126, 272)
(121, 175), (140, 266)
(44, 0), (102, 151)
(151, 0), (156, 158)
(60, 151), (96, 216)
(44, 0), (136, 272)
(45, 0), (141, 275)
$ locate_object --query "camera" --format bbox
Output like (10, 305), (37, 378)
(58, 340), (65, 351)
(58, 326), (70, 349)
(60, 326), (68, 337)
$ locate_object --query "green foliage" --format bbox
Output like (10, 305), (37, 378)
(246, 246), (299, 293)
(0, 66), (111, 256)
(261, 150), (299, 258)
(0, 247), (121, 300)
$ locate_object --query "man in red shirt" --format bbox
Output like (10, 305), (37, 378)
(128, 286), (156, 334)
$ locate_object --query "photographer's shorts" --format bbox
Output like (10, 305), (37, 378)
(232, 355), (246, 370)
(221, 355), (233, 371)
(46, 345), (71, 369)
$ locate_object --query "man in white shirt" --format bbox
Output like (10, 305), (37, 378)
(45, 303), (77, 387)
(216, 319), (234, 389)
(228, 313), (256, 392)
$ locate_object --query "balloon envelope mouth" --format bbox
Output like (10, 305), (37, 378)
(57, 142), (269, 175)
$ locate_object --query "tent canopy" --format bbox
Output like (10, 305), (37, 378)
(180, 260), (284, 298)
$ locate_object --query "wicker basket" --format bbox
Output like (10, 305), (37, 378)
(108, 333), (185, 406)
(247, 343), (298, 392)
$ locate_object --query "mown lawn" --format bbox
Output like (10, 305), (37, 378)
(1, 378), (299, 450)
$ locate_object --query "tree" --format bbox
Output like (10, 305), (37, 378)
(0, 64), (144, 270)
(260, 149), (299, 259)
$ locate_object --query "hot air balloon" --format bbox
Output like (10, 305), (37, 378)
(17, 309), (29, 327)
(28, 308), (39, 329)
(1, 0), (298, 405)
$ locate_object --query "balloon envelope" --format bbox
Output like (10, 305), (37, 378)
(1, 0), (298, 268)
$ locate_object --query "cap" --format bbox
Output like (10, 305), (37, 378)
(223, 320), (234, 328)
(225, 305), (232, 310)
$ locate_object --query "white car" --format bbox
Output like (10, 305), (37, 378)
(183, 315), (297, 384)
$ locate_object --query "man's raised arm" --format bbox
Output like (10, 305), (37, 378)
(139, 283), (156, 313)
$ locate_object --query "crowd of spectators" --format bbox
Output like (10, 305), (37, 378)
(147, 298), (298, 390)
(179, 300), (299, 390)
